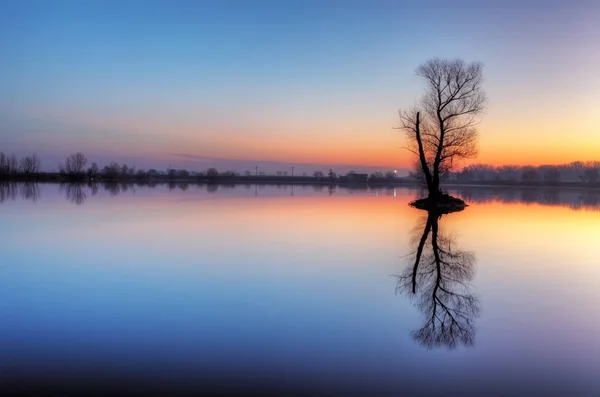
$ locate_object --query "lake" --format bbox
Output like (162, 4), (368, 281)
(1, 182), (599, 396)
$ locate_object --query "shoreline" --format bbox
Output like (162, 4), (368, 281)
(2, 174), (600, 190)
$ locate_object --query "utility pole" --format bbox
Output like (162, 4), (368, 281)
(255, 165), (258, 176)
(292, 166), (294, 177)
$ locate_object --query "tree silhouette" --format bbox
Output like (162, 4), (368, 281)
(0, 153), (19, 175)
(396, 208), (480, 349)
(19, 154), (41, 175)
(398, 58), (486, 203)
(61, 152), (88, 177)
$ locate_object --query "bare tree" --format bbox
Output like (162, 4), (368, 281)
(87, 162), (99, 179)
(102, 162), (121, 179)
(61, 152), (88, 176)
(206, 168), (219, 178)
(1, 153), (19, 174)
(20, 153), (41, 175)
(584, 168), (599, 185)
(1, 152), (15, 175)
(0, 152), (6, 174)
(399, 58), (486, 201)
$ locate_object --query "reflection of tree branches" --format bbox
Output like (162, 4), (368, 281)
(103, 182), (121, 196)
(61, 183), (87, 205)
(168, 181), (189, 191)
(1, 182), (40, 203)
(396, 210), (479, 349)
(88, 182), (99, 196)
(20, 182), (40, 202)
(0, 182), (18, 203)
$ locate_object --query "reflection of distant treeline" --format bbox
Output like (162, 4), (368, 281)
(0, 182), (41, 203)
(4, 182), (600, 211)
(1, 181), (379, 205)
(446, 186), (600, 212)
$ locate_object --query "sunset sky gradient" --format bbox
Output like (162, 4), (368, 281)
(1, 0), (599, 172)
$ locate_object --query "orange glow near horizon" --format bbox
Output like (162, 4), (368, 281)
(15, 94), (600, 171)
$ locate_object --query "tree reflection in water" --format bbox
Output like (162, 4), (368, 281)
(396, 208), (480, 349)
(1, 182), (40, 203)
(61, 183), (87, 205)
(19, 183), (40, 202)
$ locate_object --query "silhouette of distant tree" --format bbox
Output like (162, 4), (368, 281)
(449, 161), (600, 185)
(87, 162), (100, 179)
(61, 152), (88, 177)
(206, 168), (219, 178)
(0, 152), (18, 175)
(102, 162), (121, 179)
(584, 168), (599, 185)
(120, 164), (135, 177)
(543, 167), (560, 183)
(220, 170), (236, 178)
(19, 154), (41, 175)
(385, 171), (397, 180)
(398, 58), (486, 201)
(521, 167), (540, 183)
(370, 170), (383, 179)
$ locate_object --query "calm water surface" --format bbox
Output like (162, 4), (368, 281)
(1, 183), (599, 395)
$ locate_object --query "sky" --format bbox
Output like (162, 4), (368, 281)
(1, 0), (599, 173)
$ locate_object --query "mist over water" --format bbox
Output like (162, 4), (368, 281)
(1, 183), (599, 395)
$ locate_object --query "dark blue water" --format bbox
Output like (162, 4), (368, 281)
(1, 183), (599, 395)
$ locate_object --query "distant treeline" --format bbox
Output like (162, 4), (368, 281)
(446, 162), (600, 185)
(4, 151), (600, 188)
(0, 151), (406, 184)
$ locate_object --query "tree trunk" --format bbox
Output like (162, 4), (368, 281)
(429, 174), (440, 200)
(414, 112), (435, 196)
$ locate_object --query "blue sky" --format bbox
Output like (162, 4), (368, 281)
(1, 0), (599, 173)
